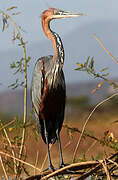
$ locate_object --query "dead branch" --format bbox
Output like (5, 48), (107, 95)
(24, 152), (118, 180)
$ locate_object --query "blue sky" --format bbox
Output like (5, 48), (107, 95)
(0, 0), (118, 51)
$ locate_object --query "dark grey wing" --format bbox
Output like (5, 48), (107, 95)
(31, 59), (43, 121)
(31, 55), (53, 122)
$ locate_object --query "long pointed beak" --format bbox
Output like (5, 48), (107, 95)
(61, 11), (86, 18)
(52, 10), (86, 19)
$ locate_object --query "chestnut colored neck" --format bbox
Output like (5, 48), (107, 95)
(42, 17), (64, 64)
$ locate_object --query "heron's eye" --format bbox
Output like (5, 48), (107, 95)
(54, 9), (64, 15)
(54, 10), (59, 15)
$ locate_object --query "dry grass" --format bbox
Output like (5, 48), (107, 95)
(0, 104), (118, 178)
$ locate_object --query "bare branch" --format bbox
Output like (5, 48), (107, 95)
(0, 155), (9, 180)
(0, 151), (41, 172)
(93, 33), (118, 65)
(72, 92), (118, 162)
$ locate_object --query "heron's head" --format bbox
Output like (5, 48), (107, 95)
(41, 8), (85, 21)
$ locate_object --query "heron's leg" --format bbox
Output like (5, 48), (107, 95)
(44, 121), (55, 172)
(56, 130), (64, 168)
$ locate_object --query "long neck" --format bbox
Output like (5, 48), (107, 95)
(42, 17), (64, 65)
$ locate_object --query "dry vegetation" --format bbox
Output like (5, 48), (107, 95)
(0, 99), (118, 179)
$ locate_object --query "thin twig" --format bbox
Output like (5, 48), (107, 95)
(108, 159), (118, 168)
(63, 141), (72, 150)
(34, 151), (39, 175)
(85, 140), (97, 154)
(40, 153), (48, 172)
(101, 160), (111, 180)
(0, 119), (15, 132)
(93, 33), (118, 65)
(77, 163), (102, 180)
(72, 93), (118, 162)
(0, 120), (17, 174)
(0, 151), (41, 172)
(19, 40), (27, 160)
(40, 144), (52, 171)
(0, 155), (9, 180)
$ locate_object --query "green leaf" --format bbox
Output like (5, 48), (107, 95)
(8, 78), (19, 89)
(10, 61), (16, 69)
(20, 81), (24, 86)
(79, 68), (86, 71)
(14, 136), (21, 144)
(33, 128), (39, 142)
(84, 56), (90, 66)
(6, 6), (17, 11)
(26, 56), (31, 63)
(75, 67), (83, 71)
(91, 57), (94, 68)
(89, 57), (94, 70)
(94, 73), (100, 78)
(87, 69), (92, 75)
(2, 15), (9, 31)
(16, 33), (20, 40)
(67, 129), (73, 141)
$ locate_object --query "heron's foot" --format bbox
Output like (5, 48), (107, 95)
(41, 168), (49, 172)
(59, 163), (76, 174)
(49, 164), (55, 172)
(42, 165), (55, 173)
(59, 162), (68, 169)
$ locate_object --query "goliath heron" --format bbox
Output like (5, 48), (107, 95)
(31, 8), (84, 171)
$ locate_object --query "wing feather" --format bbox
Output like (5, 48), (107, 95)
(31, 59), (43, 117)
(31, 55), (53, 117)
